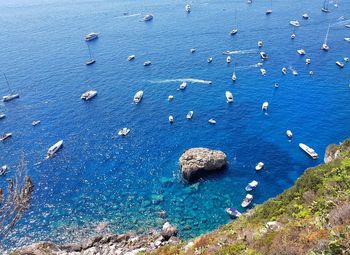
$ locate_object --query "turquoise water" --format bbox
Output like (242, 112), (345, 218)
(1, 0), (350, 250)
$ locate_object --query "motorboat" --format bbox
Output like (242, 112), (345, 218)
(230, 29), (238, 35)
(0, 114), (5, 119)
(143, 14), (153, 22)
(179, 82), (187, 90)
(260, 68), (267, 76)
(207, 57), (213, 63)
(336, 61), (344, 68)
(260, 51), (268, 60)
(127, 55), (135, 61)
(0, 165), (7, 176)
(245, 180), (258, 192)
(292, 69), (298, 76)
(344, 38), (350, 42)
(346, 24), (350, 28)
(247, 0), (252, 3)
(225, 91), (233, 103)
(297, 49), (306, 55)
(299, 143), (318, 159)
(169, 115), (174, 124)
(258, 41), (263, 47)
(309, 71), (314, 75)
(286, 130), (293, 139)
(168, 95), (174, 101)
(32, 120), (41, 126)
(3, 94), (19, 102)
(344, 57), (349, 62)
(241, 194), (253, 208)
(85, 32), (99, 41)
(289, 20), (300, 27)
(185, 4), (191, 13)
(208, 118), (216, 124)
(46, 140), (63, 159)
(322, 43), (329, 51)
(262, 101), (268, 110)
(255, 162), (264, 171)
(302, 13), (309, 19)
(0, 133), (12, 142)
(291, 33), (296, 39)
(305, 58), (311, 64)
(133, 90), (144, 104)
(226, 56), (231, 63)
(232, 71), (237, 81)
(190, 48), (196, 53)
(118, 128), (130, 136)
(322, 23), (331, 51)
(225, 208), (242, 219)
(144, 61), (152, 66)
(274, 83), (279, 88)
(81, 90), (97, 101)
(186, 111), (193, 120)
(223, 51), (231, 55)
(282, 67), (287, 75)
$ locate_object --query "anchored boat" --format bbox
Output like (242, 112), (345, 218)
(46, 140), (63, 159)
(299, 143), (318, 159)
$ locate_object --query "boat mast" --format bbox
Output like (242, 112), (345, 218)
(3, 73), (12, 93)
(234, 9), (237, 29)
(324, 23), (331, 44)
(87, 43), (93, 60)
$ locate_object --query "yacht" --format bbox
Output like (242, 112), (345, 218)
(336, 61), (344, 68)
(207, 57), (213, 63)
(169, 115), (174, 124)
(306, 58), (311, 64)
(230, 10), (238, 35)
(85, 43), (95, 65)
(144, 61), (152, 66)
(299, 143), (318, 159)
(344, 38), (350, 42)
(282, 67), (287, 75)
(85, 32), (98, 41)
(0, 133), (12, 142)
(127, 55), (135, 61)
(186, 111), (193, 120)
(118, 128), (130, 136)
(2, 74), (19, 102)
(185, 4), (191, 13)
(0, 114), (5, 119)
(286, 130), (293, 139)
(247, 0), (252, 3)
(143, 14), (153, 22)
(168, 95), (174, 101)
(321, 0), (330, 12)
(179, 82), (187, 90)
(32, 120), (41, 126)
(260, 68), (267, 76)
(245, 180), (258, 192)
(0, 165), (7, 176)
(226, 56), (231, 63)
(225, 208), (242, 219)
(226, 91), (233, 103)
(255, 162), (264, 171)
(46, 140), (63, 159)
(190, 48), (196, 53)
(208, 118), (216, 124)
(289, 20), (300, 27)
(258, 41), (263, 47)
(81, 90), (97, 101)
(262, 101), (268, 110)
(260, 51), (268, 60)
(302, 13), (309, 19)
(133, 90), (144, 104)
(297, 49), (306, 55)
(322, 23), (331, 51)
(241, 194), (253, 208)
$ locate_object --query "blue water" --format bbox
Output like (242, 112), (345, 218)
(1, 0), (350, 250)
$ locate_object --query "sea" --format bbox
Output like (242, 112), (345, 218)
(0, 0), (349, 251)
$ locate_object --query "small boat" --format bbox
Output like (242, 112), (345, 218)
(274, 83), (279, 88)
(292, 69), (298, 76)
(297, 49), (306, 55)
(322, 23), (331, 51)
(0, 133), (12, 142)
(309, 71), (314, 75)
(344, 57), (349, 62)
(321, 0), (330, 13)
(81, 90), (97, 101)
(0, 114), (5, 119)
(226, 91), (233, 103)
(230, 10), (238, 35)
(245, 180), (258, 192)
(255, 162), (264, 171)
(118, 128), (130, 136)
(169, 115), (174, 124)
(257, 62), (263, 67)
(346, 24), (350, 28)
(260, 51), (268, 60)
(260, 68), (267, 76)
(190, 48), (196, 53)
(85, 43), (96, 65)
(127, 55), (135, 61)
(143, 14), (153, 22)
(46, 140), (63, 159)
(32, 120), (41, 126)
(289, 20), (300, 27)
(168, 95), (174, 101)
(226, 56), (231, 63)
(144, 61), (152, 66)
(207, 57), (213, 63)
(305, 58), (311, 64)
(286, 130), (293, 139)
(302, 13), (309, 19)
(225, 208), (242, 219)
(186, 111), (193, 120)
(262, 101), (268, 110)
(241, 194), (253, 208)
(179, 82), (187, 90)
(344, 38), (350, 42)
(133, 90), (144, 104)
(208, 118), (216, 124)
(2, 74), (19, 102)
(0, 165), (8, 176)
(299, 143), (318, 159)
(247, 0), (252, 3)
(291, 33), (296, 39)
(265, 0), (272, 15)
(336, 61), (344, 68)
(85, 32), (98, 41)
(282, 67), (287, 75)
(231, 71), (237, 81)
(258, 41), (263, 47)
(185, 4), (191, 13)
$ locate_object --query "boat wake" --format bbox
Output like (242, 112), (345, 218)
(223, 49), (258, 55)
(116, 13), (141, 18)
(149, 78), (212, 84)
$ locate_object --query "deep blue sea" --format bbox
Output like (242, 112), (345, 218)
(1, 0), (350, 250)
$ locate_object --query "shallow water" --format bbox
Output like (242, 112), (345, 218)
(0, 0), (350, 250)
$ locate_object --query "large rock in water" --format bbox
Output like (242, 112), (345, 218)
(180, 148), (227, 181)
(161, 222), (178, 240)
(324, 144), (341, 163)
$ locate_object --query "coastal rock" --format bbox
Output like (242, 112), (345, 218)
(179, 148), (228, 181)
(324, 144), (341, 163)
(161, 222), (178, 240)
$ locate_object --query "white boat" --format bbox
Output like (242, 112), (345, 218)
(262, 101), (268, 110)
(230, 10), (238, 35)
(118, 128), (130, 136)
(289, 20), (300, 27)
(302, 13), (309, 19)
(260, 68), (267, 76)
(346, 24), (350, 28)
(2, 74), (19, 102)
(143, 14), (153, 22)
(225, 208), (242, 218)
(168, 95), (174, 101)
(322, 23), (331, 51)
(127, 55), (135, 61)
(81, 90), (97, 101)
(179, 82), (187, 90)
(255, 162), (264, 171)
(344, 57), (349, 62)
(245, 180), (258, 192)
(286, 130), (293, 139)
(230, 29), (238, 35)
(85, 43), (96, 65)
(297, 49), (306, 55)
(309, 71), (314, 75)
(258, 41), (263, 47)
(208, 118), (216, 124)
(32, 120), (41, 126)
(46, 140), (63, 159)
(260, 51), (268, 60)
(321, 0), (330, 12)
(274, 83), (279, 88)
(169, 115), (174, 124)
(133, 90), (144, 104)
(344, 38), (350, 42)
(226, 91), (233, 103)
(226, 56), (231, 63)
(0, 133), (12, 142)
(144, 61), (152, 66)
(232, 71), (237, 81)
(186, 111), (193, 120)
(247, 0), (252, 3)
(0, 165), (7, 176)
(299, 143), (318, 159)
(190, 48), (196, 53)
(282, 67), (287, 75)
(85, 32), (98, 41)
(306, 58), (311, 64)
(241, 194), (253, 208)
(185, 4), (191, 13)
(291, 33), (296, 39)
(292, 69), (298, 76)
(336, 61), (344, 68)
(0, 114), (5, 119)
(207, 57), (213, 63)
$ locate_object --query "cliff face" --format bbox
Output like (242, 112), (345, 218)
(153, 139), (350, 255)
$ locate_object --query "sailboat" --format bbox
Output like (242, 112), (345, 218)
(266, 0), (272, 15)
(291, 26), (296, 39)
(322, 23), (330, 51)
(85, 43), (96, 65)
(2, 74), (19, 102)
(230, 10), (238, 35)
(321, 0), (330, 13)
(232, 62), (237, 81)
